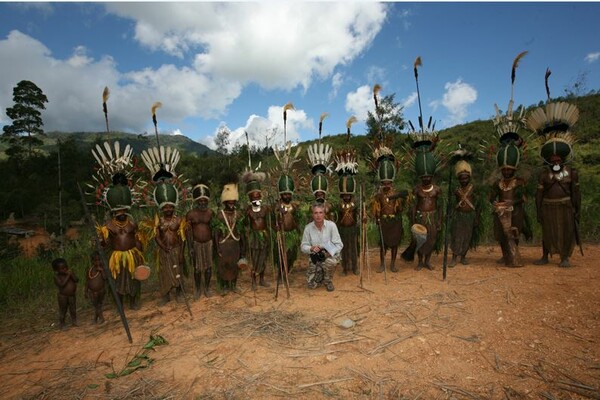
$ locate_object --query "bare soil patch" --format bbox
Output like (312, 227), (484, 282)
(0, 244), (598, 399)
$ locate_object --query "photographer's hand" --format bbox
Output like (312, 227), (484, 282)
(310, 246), (321, 253)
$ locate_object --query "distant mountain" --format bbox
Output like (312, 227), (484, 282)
(38, 131), (215, 156)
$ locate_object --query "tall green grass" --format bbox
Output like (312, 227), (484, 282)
(0, 234), (96, 326)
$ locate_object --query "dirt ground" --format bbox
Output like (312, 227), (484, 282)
(0, 244), (598, 400)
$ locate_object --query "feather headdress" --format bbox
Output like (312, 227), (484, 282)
(307, 143), (333, 175)
(367, 84), (398, 181)
(493, 51), (528, 145)
(140, 146), (180, 181)
(525, 68), (579, 165)
(242, 169), (267, 196)
(334, 148), (358, 176)
(307, 120), (333, 195)
(406, 56), (439, 150)
(404, 56), (443, 177)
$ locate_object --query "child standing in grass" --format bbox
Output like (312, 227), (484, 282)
(52, 258), (78, 329)
(86, 252), (106, 324)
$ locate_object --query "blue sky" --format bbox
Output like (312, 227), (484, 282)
(0, 2), (598, 151)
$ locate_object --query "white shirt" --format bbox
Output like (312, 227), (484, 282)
(300, 220), (344, 256)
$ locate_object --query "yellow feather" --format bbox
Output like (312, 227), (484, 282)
(283, 102), (295, 112)
(102, 86), (110, 103)
(346, 116), (358, 130)
(512, 51), (528, 72)
(319, 112), (329, 123)
(151, 101), (162, 116)
(414, 56), (422, 69)
(373, 84), (382, 97)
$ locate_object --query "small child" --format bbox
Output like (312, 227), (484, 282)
(52, 258), (78, 329)
(86, 252), (106, 324)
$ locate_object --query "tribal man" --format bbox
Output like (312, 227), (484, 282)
(185, 181), (214, 298)
(214, 175), (246, 294)
(409, 174), (442, 270)
(449, 160), (481, 267)
(98, 173), (144, 310)
(243, 171), (271, 288)
(527, 88), (581, 268)
(154, 185), (185, 305)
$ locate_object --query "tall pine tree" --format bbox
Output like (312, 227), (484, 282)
(2, 80), (49, 159)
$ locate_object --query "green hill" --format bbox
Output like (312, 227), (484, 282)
(0, 131), (214, 158)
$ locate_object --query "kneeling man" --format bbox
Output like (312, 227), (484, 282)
(301, 203), (343, 292)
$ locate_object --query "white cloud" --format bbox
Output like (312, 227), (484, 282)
(0, 30), (241, 134)
(1, 2), (387, 138)
(366, 66), (386, 86)
(171, 129), (183, 136)
(67, 45), (93, 68)
(401, 92), (418, 108)
(10, 2), (54, 17)
(585, 52), (600, 63)
(106, 3), (387, 91)
(202, 105), (312, 152)
(431, 79), (477, 127)
(345, 85), (373, 122)
(329, 72), (343, 100)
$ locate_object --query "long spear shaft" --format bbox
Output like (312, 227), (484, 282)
(442, 170), (453, 281)
(359, 184), (364, 289)
(167, 258), (193, 318)
(77, 182), (133, 343)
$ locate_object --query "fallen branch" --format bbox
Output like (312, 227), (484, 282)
(432, 381), (483, 400)
(325, 337), (365, 346)
(368, 331), (419, 355)
(297, 377), (353, 389)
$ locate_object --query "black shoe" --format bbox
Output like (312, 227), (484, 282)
(326, 282), (335, 292)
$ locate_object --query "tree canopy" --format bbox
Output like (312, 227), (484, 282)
(2, 80), (49, 159)
(365, 93), (405, 140)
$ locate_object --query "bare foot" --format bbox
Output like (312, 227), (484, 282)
(533, 257), (549, 265)
(559, 258), (571, 268)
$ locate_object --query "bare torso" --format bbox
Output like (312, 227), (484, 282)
(186, 208), (213, 243)
(106, 217), (139, 251)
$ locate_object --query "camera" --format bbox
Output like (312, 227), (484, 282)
(310, 250), (326, 264)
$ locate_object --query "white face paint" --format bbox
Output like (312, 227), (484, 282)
(251, 200), (262, 212)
